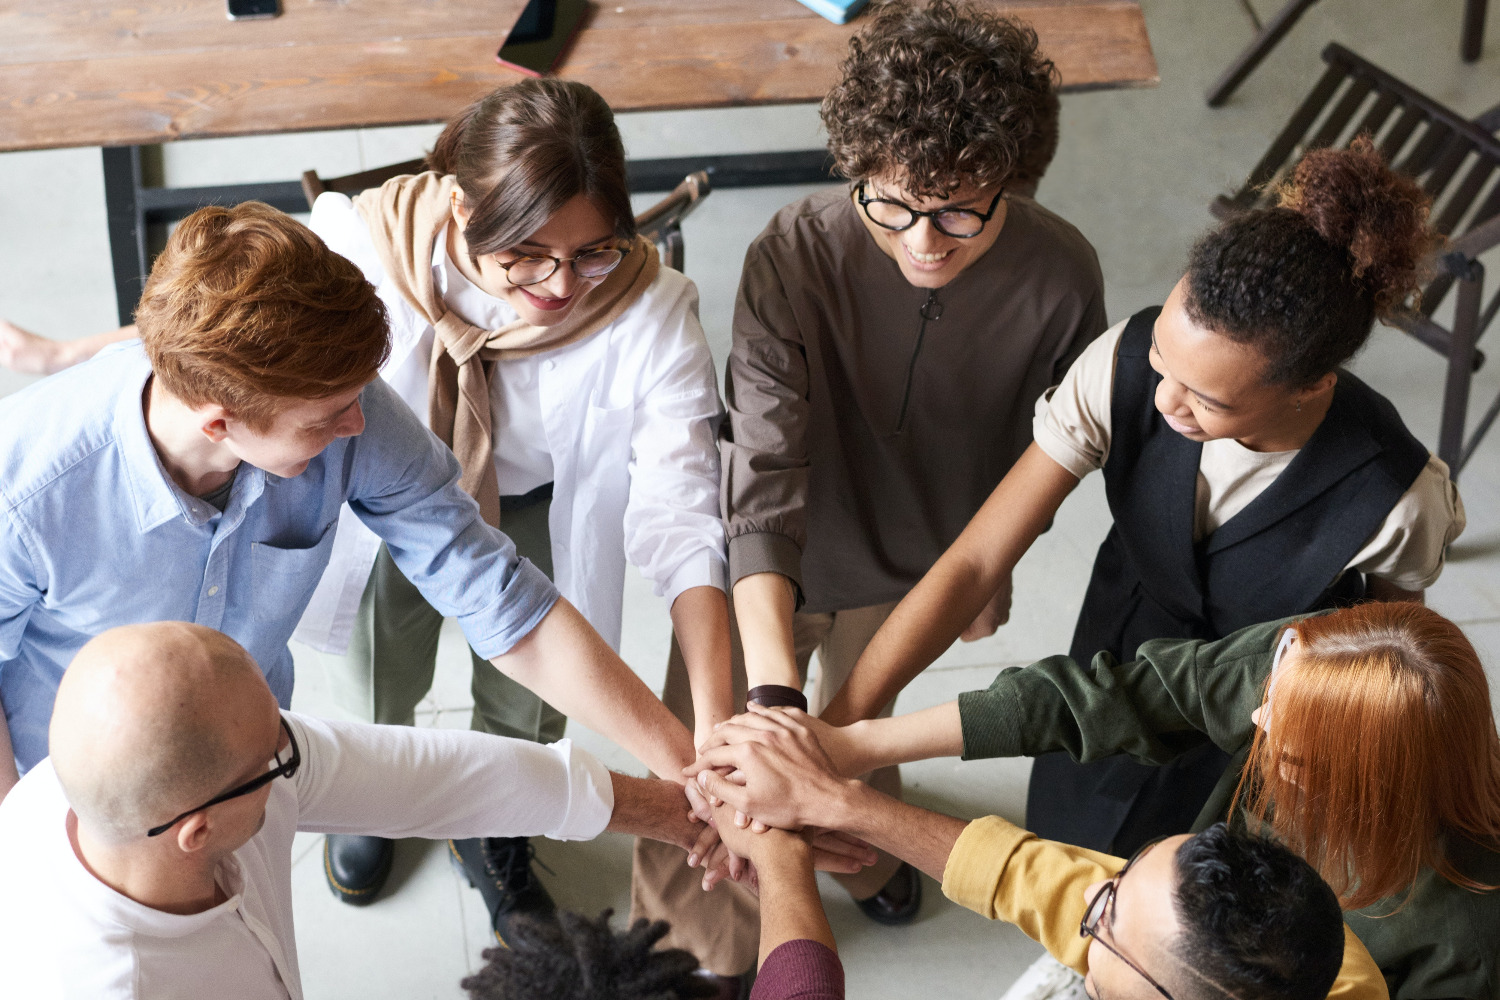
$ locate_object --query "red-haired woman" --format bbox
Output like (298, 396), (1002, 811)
(822, 137), (1466, 860)
(752, 601), (1500, 996)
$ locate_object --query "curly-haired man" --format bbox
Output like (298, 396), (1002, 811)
(631, 1), (1107, 992)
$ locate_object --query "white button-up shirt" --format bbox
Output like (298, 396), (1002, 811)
(295, 194), (727, 654)
(0, 713), (613, 999)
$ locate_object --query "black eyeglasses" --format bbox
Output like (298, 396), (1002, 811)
(856, 182), (1005, 238)
(492, 243), (630, 287)
(1080, 835), (1175, 1000)
(147, 716), (300, 837)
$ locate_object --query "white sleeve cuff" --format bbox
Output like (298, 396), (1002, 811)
(548, 738), (616, 842)
(659, 553), (729, 609)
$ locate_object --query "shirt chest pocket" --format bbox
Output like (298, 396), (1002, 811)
(251, 522), (338, 625)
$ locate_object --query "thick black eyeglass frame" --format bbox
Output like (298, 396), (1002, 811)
(492, 242), (630, 286)
(855, 182), (1005, 238)
(1079, 835), (1176, 1000)
(147, 716), (300, 837)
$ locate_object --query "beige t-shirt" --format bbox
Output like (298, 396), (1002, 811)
(1033, 321), (1466, 591)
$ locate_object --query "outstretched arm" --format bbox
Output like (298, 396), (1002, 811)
(821, 443), (1079, 724)
(671, 586), (736, 749)
(734, 573), (800, 691)
(0, 321), (136, 376)
(695, 702), (963, 779)
(0, 714), (18, 804)
(492, 598), (696, 781)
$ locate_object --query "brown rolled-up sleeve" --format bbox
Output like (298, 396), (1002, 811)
(720, 235), (813, 603)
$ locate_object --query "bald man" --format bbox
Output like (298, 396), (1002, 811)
(0, 622), (702, 1000)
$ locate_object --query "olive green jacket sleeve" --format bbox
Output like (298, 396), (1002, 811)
(957, 616), (1307, 765)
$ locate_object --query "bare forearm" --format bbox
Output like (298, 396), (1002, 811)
(824, 444), (1078, 723)
(492, 598), (695, 779)
(606, 773), (700, 851)
(753, 839), (835, 966)
(826, 781), (967, 884)
(671, 586), (736, 744)
(841, 702), (964, 775)
(1366, 577), (1424, 604)
(0, 712), (17, 803)
(733, 573), (800, 690)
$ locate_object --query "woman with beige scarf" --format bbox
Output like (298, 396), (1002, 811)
(286, 79), (733, 943)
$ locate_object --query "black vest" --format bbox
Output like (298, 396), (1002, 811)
(1069, 306), (1430, 662)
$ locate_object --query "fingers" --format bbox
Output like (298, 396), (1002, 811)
(682, 779), (714, 823)
(685, 744), (756, 778)
(808, 830), (878, 865)
(695, 768), (752, 812)
(809, 845), (868, 874)
(685, 819), (722, 869)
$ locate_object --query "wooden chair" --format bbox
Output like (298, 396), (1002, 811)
(1205, 0), (1487, 107)
(302, 163), (713, 272)
(1214, 42), (1500, 476)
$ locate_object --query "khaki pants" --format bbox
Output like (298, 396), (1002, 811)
(317, 497), (566, 743)
(630, 599), (904, 976)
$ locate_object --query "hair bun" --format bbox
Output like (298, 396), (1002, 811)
(1276, 136), (1442, 315)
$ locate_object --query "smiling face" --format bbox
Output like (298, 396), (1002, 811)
(1081, 834), (1191, 1000)
(1151, 278), (1336, 452)
(857, 172), (1008, 289)
(452, 191), (620, 326)
(212, 385), (367, 479)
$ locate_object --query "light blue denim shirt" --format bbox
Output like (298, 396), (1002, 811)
(0, 344), (558, 772)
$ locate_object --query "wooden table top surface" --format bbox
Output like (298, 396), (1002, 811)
(0, 0), (1157, 153)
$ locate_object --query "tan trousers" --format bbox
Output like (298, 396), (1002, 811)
(630, 599), (904, 976)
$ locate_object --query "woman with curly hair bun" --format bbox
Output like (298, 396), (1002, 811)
(632, 0), (1107, 988)
(828, 136), (1466, 870)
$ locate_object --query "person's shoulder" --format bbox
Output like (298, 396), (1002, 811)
(1003, 197), (1102, 273)
(0, 345), (142, 512)
(751, 188), (857, 252)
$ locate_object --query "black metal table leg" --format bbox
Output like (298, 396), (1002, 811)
(102, 146), (148, 327)
(1463, 0), (1488, 63)
(1439, 254), (1484, 477)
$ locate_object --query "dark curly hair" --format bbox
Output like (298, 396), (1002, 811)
(460, 911), (716, 1000)
(1171, 824), (1344, 1000)
(1184, 136), (1441, 388)
(821, 0), (1060, 197)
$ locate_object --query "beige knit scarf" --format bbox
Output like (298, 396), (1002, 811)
(354, 171), (659, 526)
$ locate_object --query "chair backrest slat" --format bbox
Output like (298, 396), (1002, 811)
(1236, 61), (1350, 204)
(1352, 90), (1403, 145)
(1432, 157), (1496, 235)
(1308, 76), (1376, 150)
(1419, 134), (1475, 197)
(1377, 104), (1429, 161)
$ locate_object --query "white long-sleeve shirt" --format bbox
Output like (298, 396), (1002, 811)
(294, 194), (728, 655)
(0, 713), (613, 1000)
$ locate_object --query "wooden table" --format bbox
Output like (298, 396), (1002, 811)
(0, 0), (1156, 320)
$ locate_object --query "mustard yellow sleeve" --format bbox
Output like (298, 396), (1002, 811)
(941, 815), (1124, 976)
(1329, 923), (1389, 1000)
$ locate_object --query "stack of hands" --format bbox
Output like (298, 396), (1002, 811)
(677, 707), (877, 893)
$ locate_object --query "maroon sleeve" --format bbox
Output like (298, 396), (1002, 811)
(749, 940), (845, 1000)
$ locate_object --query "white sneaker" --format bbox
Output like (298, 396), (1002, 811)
(997, 953), (1089, 1000)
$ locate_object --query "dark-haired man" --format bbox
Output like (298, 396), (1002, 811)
(631, 0), (1106, 986)
(687, 707), (1389, 1000)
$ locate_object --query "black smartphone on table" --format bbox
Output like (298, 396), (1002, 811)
(227, 0), (280, 19)
(497, 0), (590, 77)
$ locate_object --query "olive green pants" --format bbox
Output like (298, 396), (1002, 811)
(319, 497), (565, 743)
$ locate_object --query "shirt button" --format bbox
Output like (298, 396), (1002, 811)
(208, 585), (220, 597)
(543, 359), (557, 372)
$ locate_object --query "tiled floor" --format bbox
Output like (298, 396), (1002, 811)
(4, 1), (1500, 997)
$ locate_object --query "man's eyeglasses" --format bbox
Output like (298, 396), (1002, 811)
(493, 244), (629, 287)
(147, 716), (300, 837)
(856, 182), (1005, 238)
(1080, 835), (1175, 1000)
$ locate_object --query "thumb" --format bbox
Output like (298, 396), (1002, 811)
(696, 768), (749, 810)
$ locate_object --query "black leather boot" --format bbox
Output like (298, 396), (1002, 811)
(323, 834), (395, 906)
(448, 836), (556, 944)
